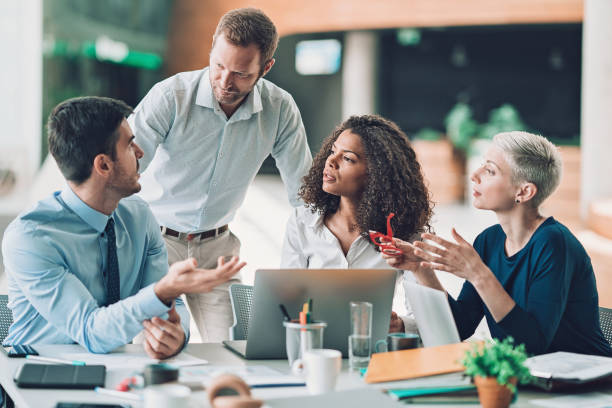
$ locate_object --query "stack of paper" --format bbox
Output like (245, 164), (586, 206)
(179, 365), (305, 388)
(525, 351), (612, 390)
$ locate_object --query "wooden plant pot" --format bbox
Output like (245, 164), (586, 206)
(474, 376), (517, 408)
(412, 139), (465, 204)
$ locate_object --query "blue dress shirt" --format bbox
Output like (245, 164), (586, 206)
(1, 188), (190, 353)
(128, 67), (313, 232)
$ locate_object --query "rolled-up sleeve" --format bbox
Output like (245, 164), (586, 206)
(128, 84), (176, 172)
(272, 95), (312, 207)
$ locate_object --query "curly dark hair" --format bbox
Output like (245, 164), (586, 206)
(299, 115), (433, 245)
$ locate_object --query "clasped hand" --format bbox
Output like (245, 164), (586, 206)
(142, 304), (185, 359)
(147, 255), (246, 358)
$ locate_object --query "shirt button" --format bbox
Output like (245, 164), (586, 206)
(219, 152), (224, 158)
(213, 182), (218, 187)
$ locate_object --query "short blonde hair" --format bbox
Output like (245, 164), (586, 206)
(493, 131), (563, 208)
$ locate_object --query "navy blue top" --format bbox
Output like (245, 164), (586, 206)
(448, 217), (612, 356)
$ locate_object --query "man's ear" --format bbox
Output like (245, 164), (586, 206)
(261, 58), (275, 77)
(515, 182), (537, 204)
(92, 154), (113, 179)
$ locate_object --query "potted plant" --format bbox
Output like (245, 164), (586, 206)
(461, 337), (532, 408)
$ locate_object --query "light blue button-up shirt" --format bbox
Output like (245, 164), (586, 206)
(128, 68), (312, 232)
(1, 188), (190, 353)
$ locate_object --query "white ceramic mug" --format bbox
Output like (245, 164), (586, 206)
(291, 349), (342, 395)
(144, 384), (191, 408)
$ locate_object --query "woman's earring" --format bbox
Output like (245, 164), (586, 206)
(515, 199), (520, 203)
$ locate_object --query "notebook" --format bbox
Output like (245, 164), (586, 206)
(364, 342), (474, 384)
(14, 363), (106, 389)
(526, 351), (612, 391)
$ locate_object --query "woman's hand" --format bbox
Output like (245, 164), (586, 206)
(414, 228), (516, 322)
(382, 238), (426, 271)
(413, 228), (490, 285)
(382, 237), (444, 291)
(389, 311), (405, 333)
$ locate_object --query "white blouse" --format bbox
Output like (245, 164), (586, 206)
(280, 206), (417, 331)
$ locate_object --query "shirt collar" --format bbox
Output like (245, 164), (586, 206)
(60, 187), (112, 233)
(195, 67), (263, 119)
(302, 207), (325, 230)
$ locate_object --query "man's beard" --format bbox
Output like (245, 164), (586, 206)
(213, 85), (249, 106)
(108, 170), (141, 198)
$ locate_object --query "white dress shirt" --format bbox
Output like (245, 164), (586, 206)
(281, 206), (416, 330)
(128, 68), (312, 232)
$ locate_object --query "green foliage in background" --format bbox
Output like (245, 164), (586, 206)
(461, 337), (532, 393)
(444, 103), (528, 155)
(444, 102), (479, 153)
(479, 104), (527, 140)
(412, 127), (443, 141)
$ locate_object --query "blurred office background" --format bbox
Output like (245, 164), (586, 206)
(1, 1), (612, 339)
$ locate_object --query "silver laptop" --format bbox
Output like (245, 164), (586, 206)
(223, 269), (396, 359)
(404, 282), (461, 347)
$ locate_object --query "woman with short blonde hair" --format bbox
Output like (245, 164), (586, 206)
(386, 131), (611, 356)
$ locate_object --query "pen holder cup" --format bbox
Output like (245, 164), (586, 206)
(283, 320), (327, 366)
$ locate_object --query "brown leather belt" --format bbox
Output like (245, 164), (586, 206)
(160, 225), (228, 241)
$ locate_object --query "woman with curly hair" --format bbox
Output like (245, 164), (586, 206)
(281, 114), (434, 332)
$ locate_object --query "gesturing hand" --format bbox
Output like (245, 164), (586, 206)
(413, 228), (489, 283)
(389, 311), (405, 333)
(155, 256), (246, 304)
(381, 238), (426, 271)
(143, 305), (185, 359)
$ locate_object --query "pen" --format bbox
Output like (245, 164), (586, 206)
(26, 355), (86, 366)
(95, 387), (143, 401)
(279, 304), (291, 321)
(307, 298), (313, 323)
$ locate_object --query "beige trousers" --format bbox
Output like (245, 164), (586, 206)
(163, 230), (241, 343)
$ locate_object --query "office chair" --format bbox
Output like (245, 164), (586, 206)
(229, 284), (254, 341)
(0, 294), (13, 344)
(600, 306), (612, 347)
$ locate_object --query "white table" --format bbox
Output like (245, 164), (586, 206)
(1, 344), (611, 408)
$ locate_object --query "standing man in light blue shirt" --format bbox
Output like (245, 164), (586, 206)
(128, 8), (312, 342)
(2, 97), (245, 357)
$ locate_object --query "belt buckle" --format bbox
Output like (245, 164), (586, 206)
(186, 233), (195, 241)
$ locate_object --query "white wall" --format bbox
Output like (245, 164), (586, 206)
(0, 1), (42, 214)
(342, 31), (378, 118)
(581, 0), (612, 215)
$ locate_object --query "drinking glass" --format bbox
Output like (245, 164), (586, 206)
(349, 301), (372, 368)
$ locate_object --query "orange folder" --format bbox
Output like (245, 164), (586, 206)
(364, 342), (477, 384)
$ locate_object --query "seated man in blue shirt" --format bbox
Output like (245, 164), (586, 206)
(1, 96), (245, 358)
(385, 131), (611, 356)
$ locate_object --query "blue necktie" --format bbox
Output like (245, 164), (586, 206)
(105, 217), (120, 305)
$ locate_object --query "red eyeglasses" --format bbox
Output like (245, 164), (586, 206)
(369, 213), (403, 255)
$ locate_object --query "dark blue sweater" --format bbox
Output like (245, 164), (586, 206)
(448, 217), (612, 356)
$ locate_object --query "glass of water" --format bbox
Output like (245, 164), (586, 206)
(349, 301), (372, 368)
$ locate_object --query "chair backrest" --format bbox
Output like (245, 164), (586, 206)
(600, 307), (612, 347)
(0, 294), (13, 344)
(229, 284), (254, 341)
